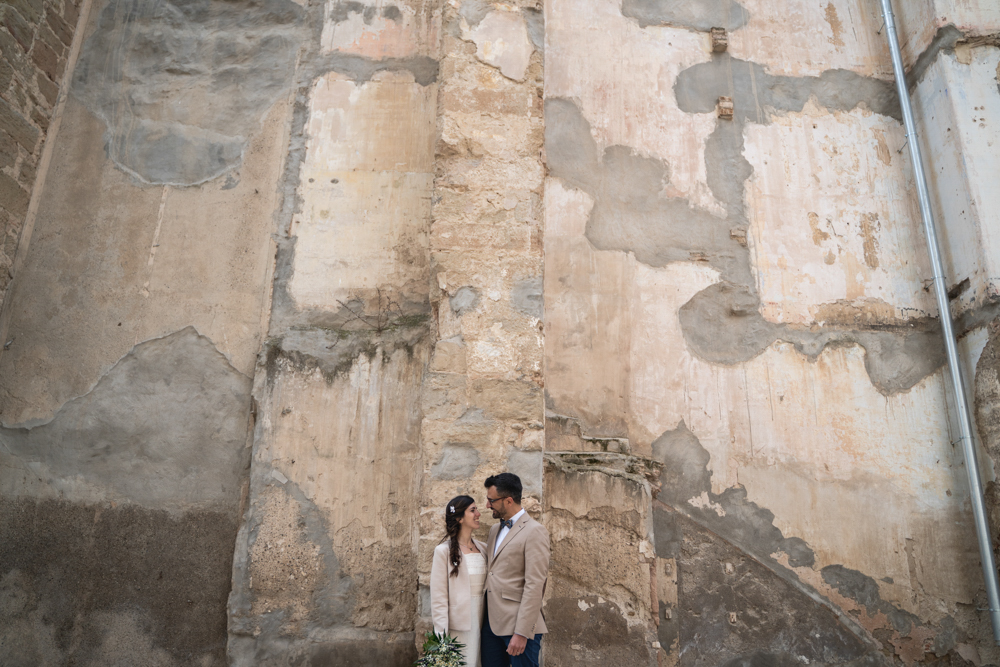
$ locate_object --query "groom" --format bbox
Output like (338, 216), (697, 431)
(481, 472), (549, 667)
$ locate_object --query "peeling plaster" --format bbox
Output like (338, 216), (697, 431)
(73, 0), (306, 185)
(0, 328), (251, 512)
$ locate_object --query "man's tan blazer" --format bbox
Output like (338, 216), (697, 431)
(484, 512), (550, 637)
(430, 539), (488, 634)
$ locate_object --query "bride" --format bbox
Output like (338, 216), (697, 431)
(430, 495), (487, 667)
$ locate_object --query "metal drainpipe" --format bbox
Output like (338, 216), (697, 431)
(877, 0), (1000, 644)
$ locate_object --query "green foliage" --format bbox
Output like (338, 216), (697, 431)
(415, 631), (467, 667)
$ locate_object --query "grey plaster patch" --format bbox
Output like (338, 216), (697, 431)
(653, 420), (814, 568)
(908, 25), (965, 88)
(319, 52), (439, 86)
(507, 449), (543, 497)
(270, 313), (428, 384)
(821, 565), (919, 635)
(650, 420), (953, 661)
(545, 65), (950, 394)
(721, 654), (886, 667)
(545, 98), (746, 281)
(674, 57), (900, 122)
(450, 285), (481, 316)
(621, 0), (749, 31)
(674, 512), (883, 667)
(511, 276), (543, 319)
(431, 445), (481, 480)
(522, 7), (544, 53)
(329, 1), (401, 25)
(0, 327), (252, 512)
(678, 284), (947, 394)
(543, 596), (654, 667)
(458, 0), (491, 29)
(229, 478), (355, 662)
(652, 501), (682, 559)
(73, 0), (305, 185)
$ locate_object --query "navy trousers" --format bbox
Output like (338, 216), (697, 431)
(480, 600), (542, 667)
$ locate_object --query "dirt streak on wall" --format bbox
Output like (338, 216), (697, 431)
(227, 0), (441, 664)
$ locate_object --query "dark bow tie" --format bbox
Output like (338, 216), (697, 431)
(501, 519), (514, 529)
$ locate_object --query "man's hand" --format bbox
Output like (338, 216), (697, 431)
(507, 634), (527, 656)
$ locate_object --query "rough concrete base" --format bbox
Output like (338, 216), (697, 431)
(0, 496), (238, 666)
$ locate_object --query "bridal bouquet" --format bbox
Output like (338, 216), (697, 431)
(415, 631), (466, 667)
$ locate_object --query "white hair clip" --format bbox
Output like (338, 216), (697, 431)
(448, 506), (455, 513)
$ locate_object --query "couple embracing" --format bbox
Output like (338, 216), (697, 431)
(430, 473), (550, 667)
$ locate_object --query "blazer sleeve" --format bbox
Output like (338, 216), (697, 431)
(430, 544), (450, 635)
(514, 523), (550, 638)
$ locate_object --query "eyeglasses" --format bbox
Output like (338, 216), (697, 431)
(485, 495), (508, 506)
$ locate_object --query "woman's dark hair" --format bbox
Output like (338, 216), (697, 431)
(444, 495), (475, 577)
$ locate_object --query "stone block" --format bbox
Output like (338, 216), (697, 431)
(62, 0), (79, 26)
(0, 171), (29, 217)
(469, 378), (542, 422)
(18, 152), (36, 185)
(30, 39), (63, 82)
(2, 7), (34, 52)
(45, 7), (72, 46)
(421, 372), (468, 420)
(506, 448), (542, 496)
(29, 105), (48, 132)
(34, 71), (56, 106)
(430, 443), (482, 480)
(0, 96), (39, 151)
(7, 0), (43, 23)
(37, 23), (65, 58)
(467, 9), (534, 82)
(429, 336), (467, 374)
(0, 130), (16, 169)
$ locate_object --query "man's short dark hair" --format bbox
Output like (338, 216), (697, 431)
(485, 472), (522, 504)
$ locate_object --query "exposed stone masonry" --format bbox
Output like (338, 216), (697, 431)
(0, 0), (80, 300)
(417, 0), (545, 633)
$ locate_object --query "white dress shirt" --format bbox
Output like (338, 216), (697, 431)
(494, 508), (525, 556)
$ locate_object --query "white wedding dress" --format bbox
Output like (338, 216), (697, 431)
(454, 552), (486, 667)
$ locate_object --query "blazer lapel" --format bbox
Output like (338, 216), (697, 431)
(486, 524), (499, 566)
(492, 514), (529, 562)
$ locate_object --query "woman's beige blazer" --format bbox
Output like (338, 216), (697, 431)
(430, 538), (488, 634)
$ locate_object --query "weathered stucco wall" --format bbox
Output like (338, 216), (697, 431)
(227, 0), (439, 664)
(543, 0), (1000, 665)
(3, 0), (1000, 665)
(0, 0), (299, 661)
